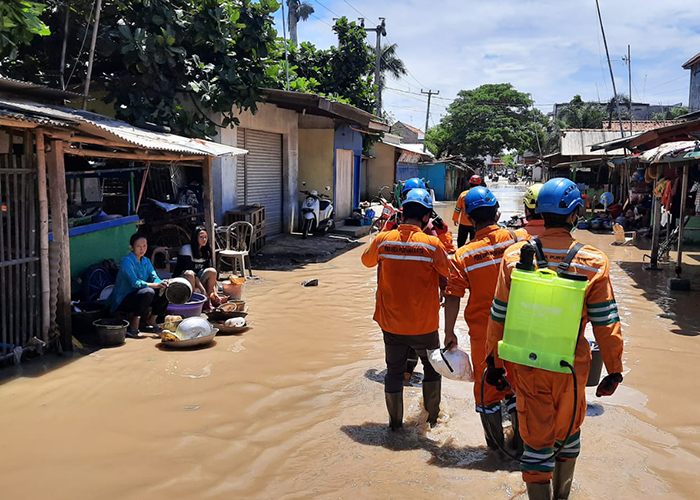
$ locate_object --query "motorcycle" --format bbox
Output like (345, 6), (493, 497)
(299, 182), (334, 239)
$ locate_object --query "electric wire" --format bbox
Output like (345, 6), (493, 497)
(310, 0), (342, 19)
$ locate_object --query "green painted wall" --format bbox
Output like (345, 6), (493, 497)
(298, 128), (334, 200)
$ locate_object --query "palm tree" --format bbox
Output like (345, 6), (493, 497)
(558, 103), (604, 129)
(287, 0), (314, 46)
(371, 43), (407, 116)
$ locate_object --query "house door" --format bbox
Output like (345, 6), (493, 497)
(335, 149), (354, 221)
(237, 129), (283, 235)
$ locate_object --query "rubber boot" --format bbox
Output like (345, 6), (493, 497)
(385, 392), (403, 431)
(526, 481), (552, 500)
(552, 459), (576, 499)
(422, 379), (441, 427)
(479, 411), (504, 451)
(509, 410), (524, 457)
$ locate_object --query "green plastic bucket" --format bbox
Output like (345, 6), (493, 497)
(498, 268), (588, 374)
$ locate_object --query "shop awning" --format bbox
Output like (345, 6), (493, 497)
(0, 99), (247, 158)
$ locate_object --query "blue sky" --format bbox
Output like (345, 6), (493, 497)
(272, 0), (700, 131)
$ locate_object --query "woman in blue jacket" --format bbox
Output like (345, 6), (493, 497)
(110, 233), (169, 336)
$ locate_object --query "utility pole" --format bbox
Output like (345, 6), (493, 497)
(595, 0), (625, 137)
(421, 89), (438, 153)
(364, 18), (386, 117)
(280, 0), (290, 90)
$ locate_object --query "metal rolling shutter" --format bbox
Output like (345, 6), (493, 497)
(236, 128), (245, 203)
(238, 129), (283, 235)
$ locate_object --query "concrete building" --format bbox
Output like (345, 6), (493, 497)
(211, 90), (388, 233)
(391, 121), (425, 144)
(683, 51), (700, 113)
(553, 101), (684, 121)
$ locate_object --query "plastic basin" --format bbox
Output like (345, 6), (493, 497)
(166, 293), (207, 318)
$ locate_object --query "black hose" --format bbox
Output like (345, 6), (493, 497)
(480, 361), (578, 463)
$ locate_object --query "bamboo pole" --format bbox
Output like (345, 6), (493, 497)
(64, 148), (203, 162)
(675, 163), (690, 277)
(36, 131), (50, 342)
(47, 140), (72, 351)
(202, 157), (216, 261)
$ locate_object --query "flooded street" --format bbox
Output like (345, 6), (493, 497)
(1, 184), (700, 499)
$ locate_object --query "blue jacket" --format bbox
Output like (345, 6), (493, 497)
(110, 253), (161, 311)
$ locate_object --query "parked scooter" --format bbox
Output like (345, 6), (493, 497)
(299, 182), (334, 239)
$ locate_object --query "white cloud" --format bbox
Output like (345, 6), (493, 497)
(273, 0), (700, 128)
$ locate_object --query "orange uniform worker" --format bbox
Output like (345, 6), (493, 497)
(443, 186), (529, 451)
(485, 178), (624, 500)
(362, 188), (451, 430)
(523, 183), (546, 237)
(452, 175), (483, 247)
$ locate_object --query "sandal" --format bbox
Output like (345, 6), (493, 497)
(126, 329), (140, 338)
(143, 324), (162, 333)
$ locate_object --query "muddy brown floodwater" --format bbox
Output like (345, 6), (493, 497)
(1, 183), (700, 499)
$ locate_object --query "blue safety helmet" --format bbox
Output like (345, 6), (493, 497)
(401, 177), (426, 195)
(535, 178), (584, 215)
(463, 186), (498, 214)
(403, 188), (433, 209)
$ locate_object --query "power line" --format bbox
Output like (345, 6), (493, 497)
(646, 74), (687, 91)
(310, 13), (333, 27)
(340, 0), (375, 25)
(310, 0), (342, 18)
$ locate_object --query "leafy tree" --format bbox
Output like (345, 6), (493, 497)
(283, 17), (376, 112)
(428, 83), (546, 161)
(286, 0), (313, 46)
(371, 42), (406, 115)
(558, 95), (604, 129)
(3, 0), (280, 138)
(652, 106), (688, 121)
(0, 0), (50, 62)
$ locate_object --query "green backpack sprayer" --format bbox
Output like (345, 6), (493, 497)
(481, 239), (588, 463)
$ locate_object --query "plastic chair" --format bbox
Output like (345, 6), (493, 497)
(217, 221), (254, 278)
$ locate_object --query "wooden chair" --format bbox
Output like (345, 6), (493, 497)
(217, 221), (254, 278)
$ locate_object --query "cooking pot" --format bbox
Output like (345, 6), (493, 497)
(166, 277), (193, 304)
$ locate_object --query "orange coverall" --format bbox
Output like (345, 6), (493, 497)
(452, 190), (474, 227)
(445, 225), (529, 414)
(362, 224), (450, 335)
(486, 228), (624, 483)
(524, 218), (546, 237)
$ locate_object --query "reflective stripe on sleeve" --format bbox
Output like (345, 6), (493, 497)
(378, 240), (437, 252)
(465, 257), (503, 272)
(490, 298), (508, 322)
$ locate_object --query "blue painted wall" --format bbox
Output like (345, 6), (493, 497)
(418, 162), (447, 201)
(334, 124), (363, 209)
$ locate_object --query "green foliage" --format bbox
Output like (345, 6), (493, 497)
(279, 17), (376, 113)
(558, 95), (604, 129)
(2, 0), (280, 138)
(428, 83), (546, 160)
(0, 0), (50, 61)
(652, 106), (688, 120)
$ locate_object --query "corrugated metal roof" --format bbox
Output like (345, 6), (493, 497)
(0, 75), (80, 100)
(559, 129), (629, 156)
(0, 100), (247, 157)
(0, 106), (74, 127)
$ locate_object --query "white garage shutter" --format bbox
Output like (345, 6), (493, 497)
(237, 128), (283, 235)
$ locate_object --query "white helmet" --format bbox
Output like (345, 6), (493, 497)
(310, 189), (319, 196)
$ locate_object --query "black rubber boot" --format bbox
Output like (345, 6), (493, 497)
(526, 481), (552, 500)
(509, 410), (524, 457)
(480, 411), (504, 451)
(385, 392), (403, 431)
(422, 379), (441, 427)
(552, 459), (576, 499)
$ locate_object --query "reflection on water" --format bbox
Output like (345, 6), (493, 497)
(0, 183), (698, 499)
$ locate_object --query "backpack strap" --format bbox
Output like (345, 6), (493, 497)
(557, 242), (585, 274)
(531, 238), (548, 269)
(506, 229), (517, 243)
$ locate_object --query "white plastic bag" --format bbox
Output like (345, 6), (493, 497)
(428, 348), (475, 382)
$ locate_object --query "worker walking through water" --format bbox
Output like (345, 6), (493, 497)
(362, 189), (451, 429)
(485, 178), (624, 499)
(443, 186), (529, 451)
(452, 175), (483, 247)
(523, 183), (546, 237)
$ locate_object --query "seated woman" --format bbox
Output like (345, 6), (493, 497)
(110, 233), (169, 337)
(173, 226), (217, 304)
